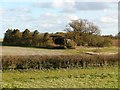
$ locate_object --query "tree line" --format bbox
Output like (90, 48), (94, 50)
(3, 19), (114, 48)
(3, 29), (51, 47)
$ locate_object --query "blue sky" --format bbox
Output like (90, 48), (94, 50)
(0, 0), (118, 38)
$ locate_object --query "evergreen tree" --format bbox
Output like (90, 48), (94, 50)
(22, 29), (32, 46)
(32, 30), (40, 47)
(11, 29), (22, 45)
(3, 29), (13, 44)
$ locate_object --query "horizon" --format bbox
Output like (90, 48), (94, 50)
(0, 0), (118, 38)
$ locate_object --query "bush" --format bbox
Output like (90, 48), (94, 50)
(66, 40), (77, 49)
(102, 38), (112, 47)
(2, 54), (118, 70)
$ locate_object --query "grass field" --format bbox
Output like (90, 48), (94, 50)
(1, 39), (118, 88)
(2, 67), (118, 88)
(1, 46), (118, 55)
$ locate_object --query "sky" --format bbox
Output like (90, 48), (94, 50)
(0, 0), (118, 38)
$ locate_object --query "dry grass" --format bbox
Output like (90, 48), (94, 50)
(1, 46), (67, 56)
(1, 45), (118, 56)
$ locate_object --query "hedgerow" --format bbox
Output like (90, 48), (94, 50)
(2, 54), (118, 70)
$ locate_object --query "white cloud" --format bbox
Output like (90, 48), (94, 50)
(47, 0), (76, 13)
(93, 14), (118, 35)
(52, 0), (64, 8)
(33, 0), (76, 13)
(1, 8), (80, 33)
(1, 7), (32, 23)
(100, 16), (118, 23)
(0, 8), (6, 14)
(1, 0), (119, 2)
(53, 0), (75, 8)
(0, 0), (39, 2)
(27, 12), (79, 33)
(9, 7), (31, 13)
(44, 12), (57, 17)
(33, 1), (117, 14)
(18, 7), (31, 13)
(40, 23), (54, 28)
(0, 7), (31, 15)
(66, 14), (78, 20)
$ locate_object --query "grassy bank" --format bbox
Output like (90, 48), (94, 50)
(2, 67), (118, 88)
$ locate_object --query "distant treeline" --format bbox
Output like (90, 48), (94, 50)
(3, 19), (117, 48)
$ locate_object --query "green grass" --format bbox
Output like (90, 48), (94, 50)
(63, 46), (118, 55)
(2, 67), (118, 88)
(92, 47), (118, 53)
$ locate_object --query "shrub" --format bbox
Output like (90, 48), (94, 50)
(2, 54), (118, 70)
(102, 38), (112, 47)
(66, 40), (77, 49)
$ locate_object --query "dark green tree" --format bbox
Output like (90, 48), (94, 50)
(43, 33), (50, 41)
(43, 33), (54, 48)
(32, 30), (40, 47)
(22, 29), (32, 46)
(11, 29), (22, 45)
(3, 29), (13, 44)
